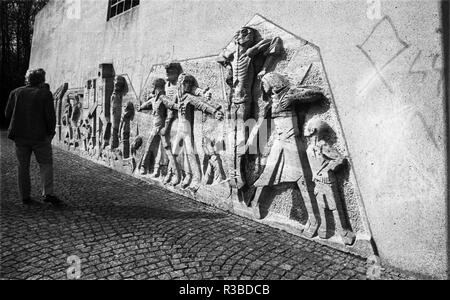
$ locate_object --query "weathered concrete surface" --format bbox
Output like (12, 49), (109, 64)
(0, 132), (415, 280)
(29, 0), (448, 278)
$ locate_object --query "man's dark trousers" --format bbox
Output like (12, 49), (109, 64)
(14, 137), (54, 199)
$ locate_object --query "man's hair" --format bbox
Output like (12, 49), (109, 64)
(114, 75), (129, 95)
(124, 100), (135, 121)
(25, 68), (46, 87)
(304, 117), (330, 138)
(241, 26), (256, 34)
(261, 72), (290, 93)
(234, 26), (260, 42)
(151, 78), (166, 90)
(177, 73), (198, 89)
(164, 62), (183, 74)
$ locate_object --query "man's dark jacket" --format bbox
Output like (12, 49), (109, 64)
(5, 86), (56, 142)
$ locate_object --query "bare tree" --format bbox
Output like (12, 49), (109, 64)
(1, 0), (49, 128)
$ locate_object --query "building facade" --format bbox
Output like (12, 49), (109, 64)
(30, 0), (448, 279)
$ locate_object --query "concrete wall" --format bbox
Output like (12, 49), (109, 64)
(30, 0), (448, 278)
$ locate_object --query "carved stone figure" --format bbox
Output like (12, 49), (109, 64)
(80, 118), (92, 152)
(85, 102), (98, 156)
(110, 75), (128, 149)
(163, 62), (212, 183)
(304, 118), (356, 245)
(164, 62), (211, 101)
(169, 73), (224, 191)
(62, 93), (82, 148)
(53, 83), (68, 141)
(217, 26), (283, 193)
(202, 137), (226, 185)
(246, 72), (323, 238)
(119, 101), (135, 159)
(70, 94), (82, 135)
(137, 78), (179, 184)
(129, 136), (144, 172)
(164, 62), (184, 101)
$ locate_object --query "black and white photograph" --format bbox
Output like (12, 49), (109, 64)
(0, 0), (449, 284)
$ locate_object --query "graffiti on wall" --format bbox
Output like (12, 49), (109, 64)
(356, 16), (410, 95)
(409, 50), (444, 96)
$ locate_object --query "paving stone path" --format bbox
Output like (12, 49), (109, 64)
(0, 132), (414, 280)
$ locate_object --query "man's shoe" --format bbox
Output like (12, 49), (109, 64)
(252, 204), (263, 220)
(303, 219), (319, 238)
(318, 227), (328, 239)
(43, 195), (63, 207)
(163, 172), (172, 185)
(341, 230), (356, 246)
(150, 167), (161, 178)
(22, 198), (41, 206)
(187, 181), (200, 193)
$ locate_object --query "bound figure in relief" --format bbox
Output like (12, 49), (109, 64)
(304, 118), (356, 245)
(138, 78), (179, 185)
(246, 72), (323, 238)
(217, 26), (283, 196)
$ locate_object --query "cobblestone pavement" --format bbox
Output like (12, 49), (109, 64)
(0, 132), (414, 280)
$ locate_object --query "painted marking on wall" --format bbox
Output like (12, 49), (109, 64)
(408, 50), (428, 81)
(431, 53), (444, 96)
(408, 50), (444, 96)
(357, 16), (409, 95)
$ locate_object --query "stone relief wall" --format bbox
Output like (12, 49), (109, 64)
(52, 15), (375, 257)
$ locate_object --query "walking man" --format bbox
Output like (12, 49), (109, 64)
(5, 68), (61, 206)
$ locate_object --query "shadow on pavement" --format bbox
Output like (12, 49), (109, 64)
(2, 201), (227, 221)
